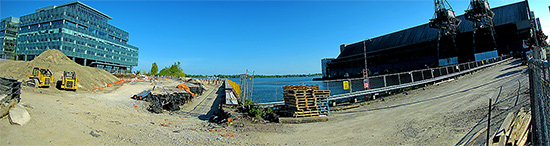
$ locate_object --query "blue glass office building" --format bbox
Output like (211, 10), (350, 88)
(0, 17), (19, 60)
(14, 1), (138, 72)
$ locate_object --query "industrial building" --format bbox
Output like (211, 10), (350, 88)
(322, 1), (542, 79)
(0, 1), (138, 72)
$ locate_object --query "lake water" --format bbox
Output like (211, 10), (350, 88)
(227, 76), (366, 103)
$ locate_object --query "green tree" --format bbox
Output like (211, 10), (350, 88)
(150, 62), (158, 75)
(158, 61), (186, 77)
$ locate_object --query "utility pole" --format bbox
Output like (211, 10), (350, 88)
(363, 39), (370, 90)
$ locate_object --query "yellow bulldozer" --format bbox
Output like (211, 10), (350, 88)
(28, 67), (53, 88)
(60, 71), (77, 91)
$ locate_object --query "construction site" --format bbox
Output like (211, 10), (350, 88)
(1, 0), (549, 145)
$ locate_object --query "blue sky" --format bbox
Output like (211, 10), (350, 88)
(1, 0), (548, 75)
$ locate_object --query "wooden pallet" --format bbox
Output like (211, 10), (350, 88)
(284, 91), (307, 93)
(486, 108), (532, 146)
(283, 86), (331, 118)
(313, 90), (330, 94)
(284, 98), (311, 104)
(283, 85), (319, 91)
(292, 110), (320, 117)
(287, 104), (319, 110)
(284, 97), (316, 102)
(318, 112), (329, 116)
(314, 94), (329, 98)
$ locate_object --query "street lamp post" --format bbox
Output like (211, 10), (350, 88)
(363, 39), (370, 90)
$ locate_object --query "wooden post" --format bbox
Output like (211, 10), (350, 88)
(487, 98), (492, 146)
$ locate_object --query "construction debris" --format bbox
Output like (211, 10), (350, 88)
(283, 85), (330, 118)
(132, 89), (193, 113)
(210, 109), (233, 124)
(177, 84), (196, 97)
(89, 130), (102, 137)
(488, 108), (532, 146)
(0, 77), (21, 118)
(131, 82), (204, 113)
(9, 104), (31, 125)
(132, 90), (152, 100)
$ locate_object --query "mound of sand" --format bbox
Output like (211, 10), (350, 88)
(0, 49), (119, 92)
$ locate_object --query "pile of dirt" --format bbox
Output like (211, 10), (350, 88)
(0, 49), (119, 92)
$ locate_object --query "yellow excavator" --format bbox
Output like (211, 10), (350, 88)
(60, 71), (77, 91)
(28, 67), (52, 88)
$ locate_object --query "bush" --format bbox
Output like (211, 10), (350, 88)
(243, 99), (273, 120)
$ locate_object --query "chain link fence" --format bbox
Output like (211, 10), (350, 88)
(528, 56), (550, 146)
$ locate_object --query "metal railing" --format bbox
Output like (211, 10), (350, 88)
(328, 55), (511, 102)
(250, 55), (510, 107)
(528, 57), (550, 146)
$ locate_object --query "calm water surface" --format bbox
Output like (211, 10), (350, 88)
(227, 76), (363, 103)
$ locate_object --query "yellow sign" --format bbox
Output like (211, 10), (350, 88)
(343, 81), (349, 90)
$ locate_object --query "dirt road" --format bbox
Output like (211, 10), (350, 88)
(0, 80), (239, 145)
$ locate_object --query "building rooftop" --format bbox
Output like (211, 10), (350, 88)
(36, 1), (113, 20)
(1, 16), (20, 23)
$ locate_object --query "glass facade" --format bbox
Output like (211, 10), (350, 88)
(14, 1), (138, 71)
(0, 17), (19, 60)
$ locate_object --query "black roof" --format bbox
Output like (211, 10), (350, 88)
(336, 1), (529, 59)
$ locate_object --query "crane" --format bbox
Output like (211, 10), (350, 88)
(429, 0), (461, 66)
(464, 0), (497, 55)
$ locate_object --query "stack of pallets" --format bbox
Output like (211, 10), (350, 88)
(283, 85), (330, 117)
(313, 90), (330, 116)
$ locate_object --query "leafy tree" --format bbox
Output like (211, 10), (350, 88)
(158, 61), (186, 77)
(150, 62), (158, 75)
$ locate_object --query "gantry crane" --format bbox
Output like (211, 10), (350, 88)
(429, 0), (461, 66)
(465, 0), (497, 55)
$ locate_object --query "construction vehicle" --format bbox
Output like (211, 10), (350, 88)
(60, 71), (77, 91)
(28, 67), (52, 88)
